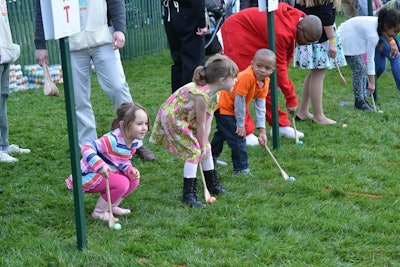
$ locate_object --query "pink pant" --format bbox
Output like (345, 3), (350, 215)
(87, 172), (139, 203)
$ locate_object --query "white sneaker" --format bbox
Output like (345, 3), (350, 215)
(270, 127), (304, 139)
(0, 151), (18, 163)
(5, 144), (31, 154)
(233, 168), (251, 175)
(246, 133), (259, 146)
(215, 159), (228, 166)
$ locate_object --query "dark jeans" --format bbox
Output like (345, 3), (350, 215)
(211, 109), (248, 172)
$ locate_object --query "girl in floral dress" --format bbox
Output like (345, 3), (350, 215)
(151, 54), (238, 207)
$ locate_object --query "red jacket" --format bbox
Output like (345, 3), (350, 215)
(221, 3), (305, 108)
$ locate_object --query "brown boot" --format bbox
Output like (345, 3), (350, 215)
(136, 145), (156, 161)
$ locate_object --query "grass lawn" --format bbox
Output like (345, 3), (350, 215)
(1, 45), (400, 266)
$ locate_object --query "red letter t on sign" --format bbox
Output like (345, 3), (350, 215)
(64, 5), (70, 23)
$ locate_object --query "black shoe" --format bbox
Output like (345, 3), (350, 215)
(203, 169), (230, 194)
(0, 188), (3, 194)
(182, 178), (206, 208)
(354, 100), (374, 111)
(364, 98), (375, 110)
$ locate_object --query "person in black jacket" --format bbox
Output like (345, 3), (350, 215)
(162, 0), (208, 93)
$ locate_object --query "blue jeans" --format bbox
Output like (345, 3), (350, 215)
(211, 109), (248, 172)
(375, 36), (400, 91)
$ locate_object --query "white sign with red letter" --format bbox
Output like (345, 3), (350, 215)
(258, 0), (278, 11)
(40, 0), (80, 40)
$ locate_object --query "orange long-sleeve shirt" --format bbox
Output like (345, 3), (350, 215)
(217, 65), (269, 116)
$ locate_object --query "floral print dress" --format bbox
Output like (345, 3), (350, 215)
(150, 82), (215, 163)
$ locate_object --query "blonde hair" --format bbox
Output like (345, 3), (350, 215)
(192, 54), (239, 86)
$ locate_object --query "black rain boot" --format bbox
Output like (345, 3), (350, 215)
(363, 97), (376, 110)
(182, 178), (206, 208)
(203, 169), (230, 195)
(354, 99), (374, 111)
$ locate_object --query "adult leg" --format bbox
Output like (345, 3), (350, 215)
(92, 44), (133, 108)
(0, 64), (18, 163)
(163, 13), (182, 93)
(164, 6), (204, 93)
(308, 69), (336, 125)
(297, 73), (314, 120)
(0, 64), (10, 148)
(70, 50), (97, 147)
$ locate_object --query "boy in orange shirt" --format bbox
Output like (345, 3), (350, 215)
(211, 49), (276, 175)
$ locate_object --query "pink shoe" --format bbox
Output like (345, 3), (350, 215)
(112, 198), (131, 216)
(91, 196), (110, 221)
(112, 207), (131, 216)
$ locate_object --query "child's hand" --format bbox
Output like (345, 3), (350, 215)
(196, 27), (208, 36)
(99, 165), (111, 179)
(258, 133), (267, 147)
(390, 44), (399, 58)
(287, 107), (297, 118)
(201, 149), (208, 160)
(129, 168), (140, 181)
(236, 126), (246, 138)
(368, 86), (375, 95)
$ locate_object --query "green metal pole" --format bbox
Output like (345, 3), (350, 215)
(59, 37), (87, 251)
(266, 2), (280, 149)
(367, 0), (373, 16)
